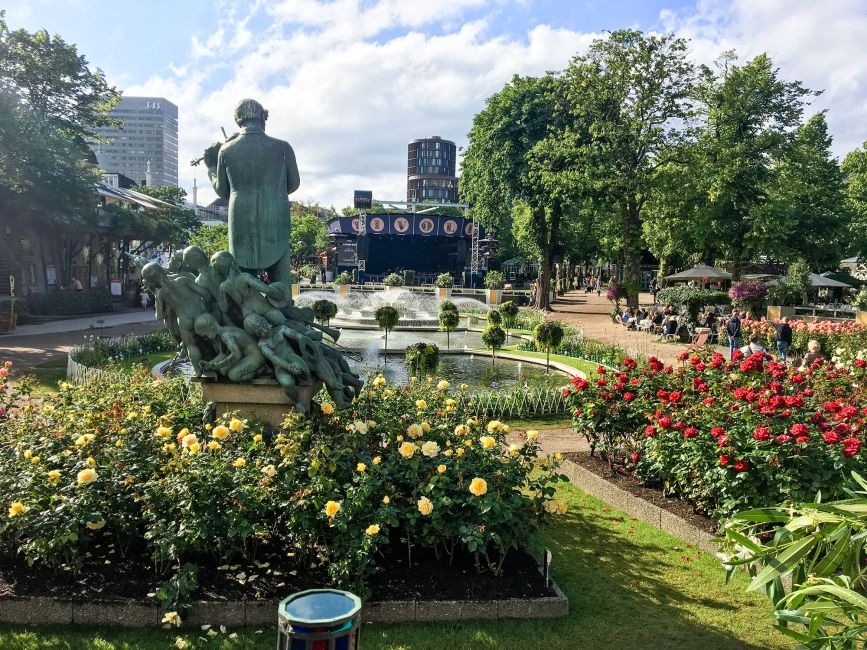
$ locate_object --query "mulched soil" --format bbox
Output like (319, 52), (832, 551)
(565, 451), (719, 535)
(0, 537), (554, 603)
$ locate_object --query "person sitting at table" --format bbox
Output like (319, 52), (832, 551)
(652, 310), (665, 327)
(659, 315), (678, 339)
(621, 308), (632, 327)
(739, 334), (767, 356)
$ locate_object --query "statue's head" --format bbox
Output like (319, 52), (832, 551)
(193, 313), (219, 338)
(210, 250), (236, 277)
(234, 98), (268, 128)
(183, 245), (209, 271)
(141, 262), (166, 288)
(167, 250), (185, 273)
(243, 313), (271, 338)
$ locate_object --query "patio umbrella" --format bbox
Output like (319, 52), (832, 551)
(663, 264), (732, 282)
(766, 273), (853, 288)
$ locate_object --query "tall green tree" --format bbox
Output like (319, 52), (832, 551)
(696, 52), (814, 278)
(757, 112), (847, 269)
(460, 74), (564, 309)
(559, 29), (696, 307)
(842, 142), (867, 259)
(133, 184), (201, 249)
(290, 204), (330, 266)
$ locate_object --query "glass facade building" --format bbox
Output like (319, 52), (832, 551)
(92, 97), (178, 187)
(407, 136), (458, 203)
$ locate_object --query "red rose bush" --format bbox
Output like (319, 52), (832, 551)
(566, 351), (867, 518)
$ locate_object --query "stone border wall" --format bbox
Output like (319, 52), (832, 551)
(559, 459), (718, 554)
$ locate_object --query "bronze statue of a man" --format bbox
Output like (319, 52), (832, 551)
(203, 99), (300, 285)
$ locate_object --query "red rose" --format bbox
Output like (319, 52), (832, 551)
(732, 349), (744, 362)
(597, 378), (607, 387)
(562, 388), (571, 397)
(658, 416), (672, 430)
(623, 392), (636, 401)
(717, 435), (729, 447)
(843, 437), (862, 457)
(789, 423), (809, 437)
(733, 459), (749, 472)
(669, 391), (682, 403)
(703, 397), (715, 406)
(678, 351), (689, 361)
(657, 390), (669, 400)
(673, 421), (686, 431)
(795, 436), (810, 444)
(753, 427), (770, 442)
(775, 434), (792, 444)
(710, 427), (725, 438)
(855, 359), (866, 368)
(718, 454), (730, 467)
(631, 451), (639, 464)
(571, 376), (589, 390)
(823, 431), (840, 445)
(596, 366), (607, 375)
(644, 425), (656, 438)
(683, 426), (698, 438)
(574, 409), (583, 417)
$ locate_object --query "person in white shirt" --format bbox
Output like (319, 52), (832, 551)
(739, 334), (767, 356)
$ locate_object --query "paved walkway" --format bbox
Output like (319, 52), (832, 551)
(0, 311), (160, 372)
(545, 290), (729, 366)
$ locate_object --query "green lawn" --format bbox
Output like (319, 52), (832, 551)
(0, 483), (786, 649)
(499, 345), (599, 377)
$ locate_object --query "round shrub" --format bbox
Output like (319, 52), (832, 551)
(488, 309), (502, 326)
(500, 301), (519, 329)
(404, 342), (440, 374)
(435, 273), (454, 288)
(382, 273), (403, 287)
(484, 271), (505, 290)
(311, 299), (338, 325)
(334, 271), (353, 285)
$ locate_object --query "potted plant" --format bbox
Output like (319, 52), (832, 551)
(484, 270), (505, 306)
(333, 271), (352, 298)
(382, 273), (403, 294)
(434, 273), (454, 299)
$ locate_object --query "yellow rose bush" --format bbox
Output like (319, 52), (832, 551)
(0, 365), (563, 605)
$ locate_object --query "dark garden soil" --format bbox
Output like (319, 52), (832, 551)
(0, 539), (554, 604)
(566, 451), (719, 535)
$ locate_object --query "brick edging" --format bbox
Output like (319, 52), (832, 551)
(0, 567), (567, 627)
(559, 459), (719, 553)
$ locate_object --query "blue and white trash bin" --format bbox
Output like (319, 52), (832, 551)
(277, 589), (362, 650)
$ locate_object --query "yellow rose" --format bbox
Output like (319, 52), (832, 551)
(229, 418), (244, 432)
(233, 458), (247, 469)
(212, 425), (229, 440)
(480, 436), (496, 450)
(85, 456), (96, 466)
(421, 441), (440, 458)
(30, 456), (40, 464)
(356, 462), (367, 473)
(445, 398), (456, 407)
(467, 417), (478, 427)
(366, 420), (376, 429)
(365, 523), (380, 536)
(77, 468), (98, 485)
(126, 411), (138, 420)
(253, 434), (263, 443)
(557, 500), (568, 515)
(396, 434), (404, 442)
(181, 433), (198, 448)
(437, 380), (450, 391)
(262, 464), (277, 477)
(383, 389), (394, 398)
(406, 424), (423, 439)
(114, 440), (123, 448)
(86, 520), (106, 530)
(437, 464), (447, 474)
(415, 399), (427, 411)
(162, 611), (181, 627)
(487, 420), (502, 434)
(464, 439), (473, 447)
(554, 453), (563, 462)
(410, 376), (418, 383)
(508, 444), (520, 456)
(382, 495), (390, 504)
(526, 430), (539, 442)
(23, 450), (32, 460)
(142, 405), (152, 414)
(469, 477), (488, 496)
(417, 496), (433, 516)
(324, 500), (341, 518)
(372, 375), (386, 387)
(456, 448), (465, 457)
(204, 423), (213, 431)
(460, 383), (469, 391)
(444, 449), (453, 457)
(8, 501), (27, 517)
(207, 440), (221, 451)
(454, 424), (469, 436)
(188, 442), (201, 454)
(47, 470), (61, 485)
(119, 428), (128, 435)
(399, 442), (415, 459)
(372, 456), (382, 465)
(75, 433), (95, 448)
(421, 421), (431, 433)
(320, 403), (335, 415)
(157, 426), (173, 439)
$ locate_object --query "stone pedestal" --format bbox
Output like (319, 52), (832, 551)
(201, 380), (323, 426)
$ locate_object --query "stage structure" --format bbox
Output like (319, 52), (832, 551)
(327, 199), (487, 286)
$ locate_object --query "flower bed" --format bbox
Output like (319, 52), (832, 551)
(720, 317), (867, 358)
(0, 364), (564, 614)
(564, 350), (867, 519)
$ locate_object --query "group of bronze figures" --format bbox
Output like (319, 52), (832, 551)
(138, 247), (362, 413)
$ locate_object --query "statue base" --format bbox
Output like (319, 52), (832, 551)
(201, 380), (323, 427)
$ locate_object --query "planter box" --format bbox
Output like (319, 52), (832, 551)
(766, 305), (796, 320)
(334, 283), (350, 298)
(436, 287), (453, 299)
(858, 310), (867, 326)
(486, 289), (503, 306)
(385, 285), (403, 294)
(291, 284), (300, 299)
(200, 381), (322, 427)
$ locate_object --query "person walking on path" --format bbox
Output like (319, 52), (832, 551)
(775, 316), (793, 364)
(726, 310), (742, 360)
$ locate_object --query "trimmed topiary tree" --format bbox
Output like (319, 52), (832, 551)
(481, 324), (506, 368)
(488, 309), (502, 326)
(405, 342), (440, 375)
(374, 305), (400, 363)
(439, 305), (460, 349)
(534, 320), (565, 373)
(311, 299), (338, 326)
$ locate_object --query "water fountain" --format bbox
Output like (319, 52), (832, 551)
(295, 288), (490, 330)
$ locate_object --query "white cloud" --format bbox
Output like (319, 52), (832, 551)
(123, 0), (867, 211)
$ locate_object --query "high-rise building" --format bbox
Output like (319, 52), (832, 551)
(407, 136), (458, 203)
(92, 97), (178, 187)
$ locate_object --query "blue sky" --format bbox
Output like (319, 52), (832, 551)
(6, 1), (867, 209)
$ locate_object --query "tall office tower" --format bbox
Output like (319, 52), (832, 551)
(92, 97), (179, 187)
(407, 136), (458, 203)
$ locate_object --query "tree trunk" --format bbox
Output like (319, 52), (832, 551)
(621, 197), (642, 309)
(536, 250), (551, 311)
